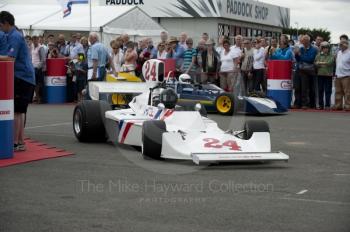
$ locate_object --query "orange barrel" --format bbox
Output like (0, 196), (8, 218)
(44, 58), (67, 103)
(267, 60), (293, 109)
(0, 61), (14, 159)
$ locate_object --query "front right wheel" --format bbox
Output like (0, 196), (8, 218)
(242, 120), (270, 140)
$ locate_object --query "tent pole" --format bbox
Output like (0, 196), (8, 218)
(89, 0), (92, 32)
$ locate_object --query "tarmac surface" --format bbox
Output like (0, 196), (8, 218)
(1, 104), (350, 232)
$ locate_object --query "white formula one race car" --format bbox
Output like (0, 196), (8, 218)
(73, 60), (289, 165)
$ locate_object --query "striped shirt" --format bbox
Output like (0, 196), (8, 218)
(182, 48), (197, 72)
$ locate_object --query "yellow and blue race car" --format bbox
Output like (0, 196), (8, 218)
(166, 74), (287, 115)
(88, 67), (287, 115)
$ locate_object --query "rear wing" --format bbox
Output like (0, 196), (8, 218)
(88, 82), (149, 100)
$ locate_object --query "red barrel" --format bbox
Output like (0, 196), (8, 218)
(44, 58), (67, 103)
(158, 59), (176, 77)
(267, 60), (293, 109)
(0, 61), (14, 159)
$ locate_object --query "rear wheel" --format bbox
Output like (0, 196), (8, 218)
(215, 93), (235, 115)
(142, 120), (167, 159)
(73, 100), (111, 142)
(243, 120), (270, 140)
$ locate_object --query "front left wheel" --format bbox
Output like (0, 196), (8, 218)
(73, 100), (111, 142)
(142, 120), (167, 159)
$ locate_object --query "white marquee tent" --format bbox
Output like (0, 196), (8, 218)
(0, 4), (61, 29)
(0, 4), (166, 44)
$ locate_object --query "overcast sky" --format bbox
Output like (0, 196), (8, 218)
(1, 0), (349, 42)
(261, 0), (350, 42)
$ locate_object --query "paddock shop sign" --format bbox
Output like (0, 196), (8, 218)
(105, 0), (144, 5)
(104, 0), (290, 28)
(222, 0), (290, 27)
(226, 0), (268, 20)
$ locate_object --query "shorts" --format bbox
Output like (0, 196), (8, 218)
(14, 78), (35, 113)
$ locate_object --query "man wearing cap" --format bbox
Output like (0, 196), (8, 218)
(69, 33), (84, 60)
(166, 36), (185, 72)
(334, 40), (350, 111)
(314, 41), (334, 110)
(294, 34), (318, 109)
(0, 11), (35, 151)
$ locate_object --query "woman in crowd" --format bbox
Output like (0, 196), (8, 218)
(80, 36), (89, 58)
(110, 40), (124, 73)
(122, 41), (138, 75)
(195, 39), (206, 83)
(252, 38), (266, 93)
(156, 42), (167, 59)
(47, 42), (59, 58)
(314, 41), (334, 110)
(215, 35), (226, 54)
(240, 39), (254, 94)
(74, 53), (88, 102)
(265, 37), (278, 61)
(270, 35), (293, 61)
(219, 39), (240, 92)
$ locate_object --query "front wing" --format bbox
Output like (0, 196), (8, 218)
(192, 152), (289, 165)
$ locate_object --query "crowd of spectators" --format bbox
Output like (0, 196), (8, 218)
(6, 27), (350, 111)
(0, 10), (349, 151)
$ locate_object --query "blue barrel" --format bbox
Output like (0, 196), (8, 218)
(267, 60), (293, 109)
(0, 61), (14, 159)
(44, 58), (67, 103)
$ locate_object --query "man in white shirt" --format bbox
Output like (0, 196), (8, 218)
(179, 32), (188, 50)
(334, 40), (350, 111)
(253, 38), (266, 92)
(230, 35), (243, 57)
(31, 35), (46, 103)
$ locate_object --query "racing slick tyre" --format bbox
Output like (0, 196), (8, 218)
(142, 120), (167, 159)
(215, 93), (235, 115)
(243, 120), (270, 140)
(73, 100), (111, 142)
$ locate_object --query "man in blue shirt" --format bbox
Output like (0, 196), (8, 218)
(270, 40), (294, 61)
(0, 11), (35, 151)
(166, 36), (185, 72)
(294, 34), (318, 109)
(87, 32), (116, 81)
(0, 29), (7, 55)
(69, 33), (84, 59)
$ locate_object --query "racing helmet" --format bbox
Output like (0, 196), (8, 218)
(179, 73), (192, 83)
(159, 88), (178, 109)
